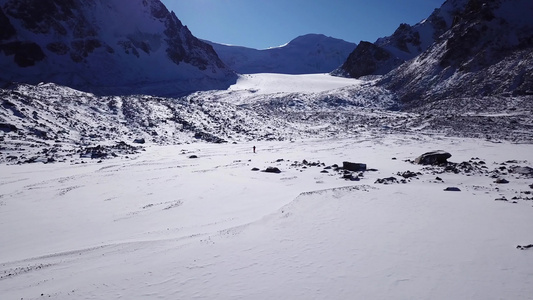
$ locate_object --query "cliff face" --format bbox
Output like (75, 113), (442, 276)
(335, 41), (403, 78)
(0, 0), (236, 95)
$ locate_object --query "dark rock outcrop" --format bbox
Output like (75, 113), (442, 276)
(335, 0), (466, 79)
(194, 132), (226, 144)
(0, 122), (17, 132)
(342, 161), (367, 172)
(517, 244), (533, 250)
(494, 178), (509, 184)
(397, 170), (420, 179)
(375, 177), (398, 184)
(510, 166), (533, 177)
(264, 167), (281, 174)
(0, 41), (45, 67)
(414, 151), (451, 165)
(334, 41), (402, 78)
(0, 8), (16, 40)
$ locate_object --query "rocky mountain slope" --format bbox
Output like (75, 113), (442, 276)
(0, 0), (236, 96)
(380, 0), (533, 107)
(336, 0), (468, 78)
(2, 74), (532, 164)
(207, 34), (356, 74)
(1, 0), (533, 166)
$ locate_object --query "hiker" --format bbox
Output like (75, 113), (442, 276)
(253, 146), (256, 153)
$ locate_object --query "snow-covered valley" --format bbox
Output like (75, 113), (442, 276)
(1, 74), (533, 299)
(2, 0), (533, 297)
(1, 134), (533, 299)
(1, 73), (532, 299)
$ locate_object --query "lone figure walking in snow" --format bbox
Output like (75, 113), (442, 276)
(253, 146), (256, 153)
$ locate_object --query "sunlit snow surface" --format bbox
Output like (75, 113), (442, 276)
(1, 135), (533, 299)
(229, 73), (361, 94)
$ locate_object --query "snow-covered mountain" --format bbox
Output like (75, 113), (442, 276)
(336, 0), (533, 109)
(0, 0), (236, 96)
(336, 0), (468, 78)
(380, 0), (533, 107)
(207, 34), (356, 74)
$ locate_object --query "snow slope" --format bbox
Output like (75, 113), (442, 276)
(207, 34), (356, 74)
(228, 73), (360, 95)
(1, 135), (533, 299)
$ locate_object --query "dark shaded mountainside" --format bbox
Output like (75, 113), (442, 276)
(0, 0), (236, 96)
(337, 0), (533, 109)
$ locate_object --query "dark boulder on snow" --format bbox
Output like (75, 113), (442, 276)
(510, 166), (533, 177)
(0, 123), (18, 132)
(397, 170), (420, 179)
(343, 161), (367, 172)
(414, 150), (451, 165)
(264, 167), (281, 174)
(517, 244), (533, 250)
(444, 187), (461, 192)
(494, 178), (509, 184)
(375, 177), (398, 184)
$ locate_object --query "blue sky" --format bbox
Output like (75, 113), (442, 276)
(160, 0), (445, 49)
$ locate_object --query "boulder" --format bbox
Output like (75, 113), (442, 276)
(343, 161), (367, 172)
(494, 178), (509, 184)
(414, 150), (451, 165)
(510, 166), (533, 177)
(375, 177), (398, 184)
(0, 123), (18, 132)
(264, 167), (281, 174)
(342, 173), (359, 181)
(397, 170), (419, 179)
(444, 187), (461, 192)
(517, 244), (533, 250)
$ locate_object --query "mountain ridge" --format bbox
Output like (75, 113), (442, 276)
(206, 34), (356, 74)
(379, 0), (533, 107)
(336, 0), (469, 79)
(0, 0), (236, 96)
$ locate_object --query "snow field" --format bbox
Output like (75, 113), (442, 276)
(228, 73), (361, 95)
(1, 134), (533, 299)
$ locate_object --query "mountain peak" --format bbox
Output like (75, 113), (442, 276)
(337, 0), (469, 78)
(207, 34), (356, 74)
(380, 0), (533, 106)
